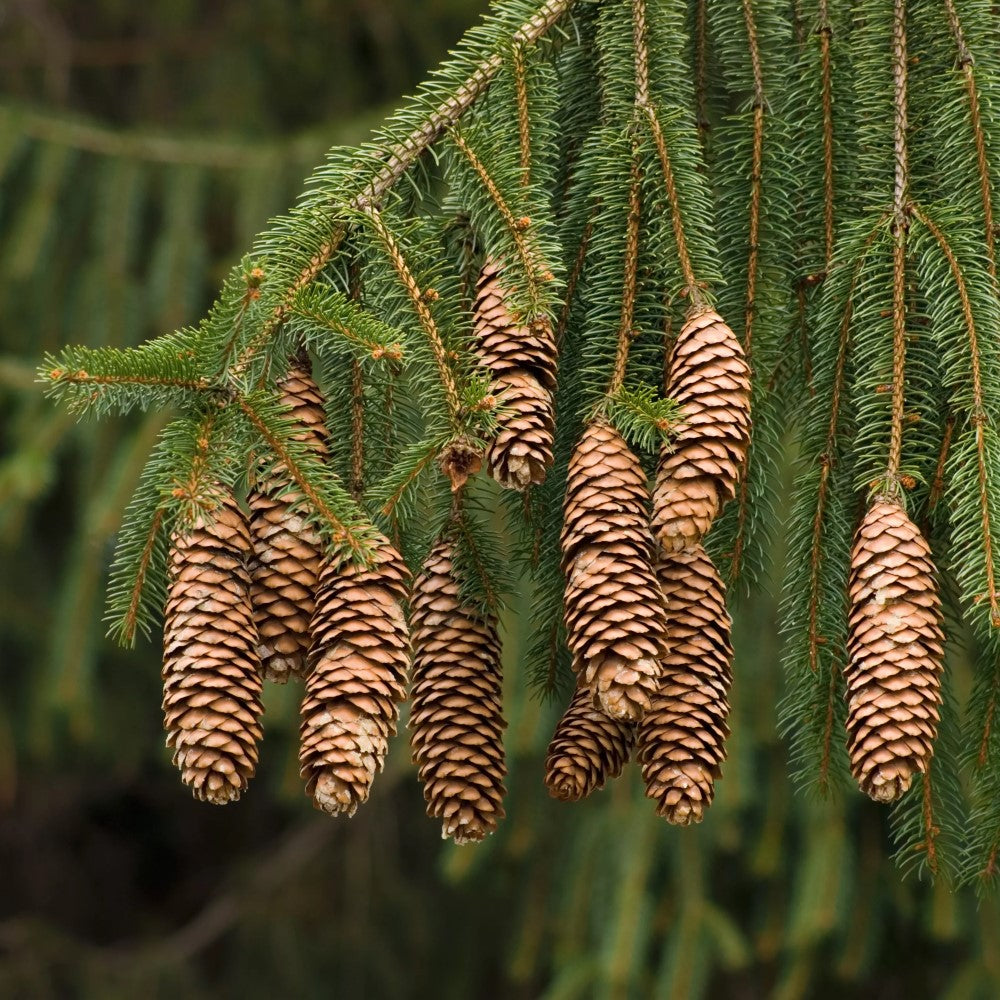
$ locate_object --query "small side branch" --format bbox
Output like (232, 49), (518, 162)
(818, 0), (836, 271)
(607, 155), (643, 399)
(119, 507), (165, 647)
(46, 370), (212, 392)
(512, 43), (532, 186)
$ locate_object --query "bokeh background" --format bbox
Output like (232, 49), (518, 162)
(2, 2), (1000, 997)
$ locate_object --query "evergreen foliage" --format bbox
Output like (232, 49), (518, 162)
(28, 0), (1000, 896)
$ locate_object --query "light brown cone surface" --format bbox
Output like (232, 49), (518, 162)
(544, 681), (635, 801)
(163, 488), (264, 805)
(653, 310), (750, 553)
(299, 537), (411, 817)
(845, 500), (944, 804)
(639, 545), (732, 825)
(560, 421), (667, 722)
(248, 355), (329, 683)
(473, 259), (556, 490)
(409, 538), (507, 844)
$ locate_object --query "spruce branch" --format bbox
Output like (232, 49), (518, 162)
(606, 154), (643, 400)
(818, 0), (836, 271)
(512, 43), (533, 185)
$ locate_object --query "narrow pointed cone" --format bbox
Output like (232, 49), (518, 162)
(638, 545), (732, 825)
(162, 486), (264, 804)
(248, 354), (329, 683)
(845, 500), (944, 803)
(561, 420), (667, 722)
(472, 258), (556, 490)
(653, 310), (750, 553)
(409, 538), (507, 843)
(544, 681), (635, 801)
(299, 537), (411, 817)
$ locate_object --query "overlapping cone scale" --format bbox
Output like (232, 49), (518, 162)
(653, 310), (750, 553)
(472, 258), (556, 490)
(639, 544), (732, 825)
(408, 538), (507, 844)
(545, 681), (635, 801)
(299, 537), (411, 817)
(162, 487), (264, 805)
(561, 420), (667, 722)
(845, 500), (944, 804)
(248, 354), (329, 683)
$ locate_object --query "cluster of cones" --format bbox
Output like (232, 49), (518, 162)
(161, 356), (507, 843)
(546, 309), (749, 824)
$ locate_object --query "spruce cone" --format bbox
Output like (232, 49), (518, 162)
(409, 538), (507, 843)
(248, 355), (328, 683)
(299, 538), (411, 817)
(845, 500), (944, 803)
(561, 421), (667, 722)
(653, 310), (751, 553)
(544, 681), (635, 801)
(472, 258), (556, 490)
(162, 488), (264, 804)
(638, 545), (732, 825)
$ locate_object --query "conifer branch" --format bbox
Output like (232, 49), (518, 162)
(49, 370), (213, 393)
(556, 218), (593, 346)
(119, 507), (165, 648)
(450, 130), (543, 306)
(607, 155), (643, 400)
(513, 43), (532, 186)
(920, 769), (940, 876)
(818, 0), (836, 271)
(694, 0), (709, 147)
(913, 207), (1000, 626)
(350, 360), (365, 501)
(928, 413), (955, 514)
(363, 207), (463, 421)
(886, 0), (910, 489)
(942, 0), (996, 279)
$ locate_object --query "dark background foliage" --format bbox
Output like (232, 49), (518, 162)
(1, 2), (999, 997)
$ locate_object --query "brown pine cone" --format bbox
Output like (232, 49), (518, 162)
(561, 420), (667, 722)
(162, 487), (264, 805)
(544, 681), (635, 801)
(409, 538), (507, 843)
(299, 537), (411, 817)
(638, 545), (732, 825)
(845, 500), (944, 803)
(653, 310), (750, 553)
(248, 354), (329, 683)
(473, 258), (556, 490)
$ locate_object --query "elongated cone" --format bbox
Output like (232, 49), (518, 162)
(638, 545), (733, 825)
(561, 420), (667, 722)
(299, 537), (410, 817)
(472, 258), (556, 490)
(248, 354), (328, 683)
(653, 310), (750, 553)
(163, 487), (264, 804)
(409, 538), (507, 843)
(544, 681), (635, 801)
(845, 500), (944, 803)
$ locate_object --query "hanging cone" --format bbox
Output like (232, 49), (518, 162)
(845, 500), (944, 803)
(472, 258), (557, 490)
(638, 544), (732, 825)
(299, 537), (411, 817)
(561, 420), (667, 722)
(409, 538), (507, 843)
(544, 681), (635, 801)
(653, 310), (750, 553)
(162, 487), (264, 804)
(248, 354), (329, 683)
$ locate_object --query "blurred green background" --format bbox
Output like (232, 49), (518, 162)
(1, 2), (1000, 998)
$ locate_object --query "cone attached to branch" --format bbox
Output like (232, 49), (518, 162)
(845, 500), (944, 804)
(653, 310), (750, 553)
(248, 354), (329, 683)
(561, 420), (667, 722)
(162, 487), (264, 805)
(299, 537), (411, 817)
(544, 680), (635, 801)
(638, 544), (732, 825)
(409, 537), (507, 843)
(472, 258), (556, 490)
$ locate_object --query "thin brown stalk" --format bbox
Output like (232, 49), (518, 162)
(978, 665), (1000, 768)
(450, 130), (542, 304)
(233, 0), (576, 373)
(380, 445), (440, 517)
(556, 219), (593, 346)
(288, 306), (400, 358)
(818, 0), (836, 271)
(943, 0), (997, 279)
(350, 360), (365, 501)
(48, 370), (211, 392)
(513, 43), (532, 186)
(920, 770), (940, 875)
(120, 507), (164, 646)
(607, 155), (643, 399)
(817, 661), (840, 793)
(694, 0), (709, 146)
(364, 207), (462, 420)
(914, 206), (1000, 626)
(928, 413), (955, 513)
